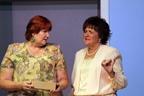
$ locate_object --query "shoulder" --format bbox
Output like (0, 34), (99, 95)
(45, 43), (60, 49)
(101, 45), (122, 59)
(101, 44), (115, 49)
(8, 42), (25, 49)
(75, 47), (87, 56)
(101, 45), (119, 52)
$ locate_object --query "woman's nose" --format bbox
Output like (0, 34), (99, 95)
(86, 32), (89, 36)
(46, 32), (50, 37)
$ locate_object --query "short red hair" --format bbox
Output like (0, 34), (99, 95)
(25, 15), (52, 41)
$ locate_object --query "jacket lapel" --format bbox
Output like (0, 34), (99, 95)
(73, 48), (86, 93)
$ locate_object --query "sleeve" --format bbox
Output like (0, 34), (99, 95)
(56, 45), (67, 71)
(108, 48), (128, 90)
(0, 45), (14, 69)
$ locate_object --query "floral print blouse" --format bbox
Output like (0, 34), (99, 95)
(0, 41), (67, 96)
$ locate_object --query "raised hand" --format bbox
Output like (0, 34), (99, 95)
(101, 59), (115, 78)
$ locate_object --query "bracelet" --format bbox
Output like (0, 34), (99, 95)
(59, 84), (63, 91)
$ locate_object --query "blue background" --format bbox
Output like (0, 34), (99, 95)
(109, 0), (144, 96)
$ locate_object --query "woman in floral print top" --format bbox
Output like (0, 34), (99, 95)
(0, 15), (69, 96)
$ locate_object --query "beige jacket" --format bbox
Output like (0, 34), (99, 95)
(69, 45), (127, 96)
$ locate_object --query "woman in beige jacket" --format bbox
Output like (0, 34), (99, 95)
(69, 16), (127, 96)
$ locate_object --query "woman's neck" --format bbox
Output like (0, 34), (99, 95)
(26, 41), (45, 57)
(88, 43), (101, 53)
(28, 41), (41, 49)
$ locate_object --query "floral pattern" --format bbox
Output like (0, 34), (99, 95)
(0, 42), (67, 96)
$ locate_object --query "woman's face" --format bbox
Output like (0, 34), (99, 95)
(33, 29), (50, 46)
(83, 27), (100, 47)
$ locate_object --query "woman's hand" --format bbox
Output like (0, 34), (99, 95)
(101, 59), (115, 78)
(49, 83), (62, 95)
(20, 81), (36, 92)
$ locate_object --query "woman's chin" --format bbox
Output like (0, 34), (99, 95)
(40, 42), (47, 46)
(84, 42), (89, 46)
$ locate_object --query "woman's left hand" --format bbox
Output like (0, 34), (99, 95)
(101, 59), (115, 78)
(49, 83), (62, 95)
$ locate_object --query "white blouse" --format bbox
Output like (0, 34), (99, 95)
(77, 57), (93, 95)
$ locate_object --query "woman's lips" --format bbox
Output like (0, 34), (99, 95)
(85, 38), (90, 40)
(43, 39), (47, 41)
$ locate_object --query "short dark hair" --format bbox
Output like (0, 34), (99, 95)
(83, 16), (111, 44)
(25, 15), (52, 41)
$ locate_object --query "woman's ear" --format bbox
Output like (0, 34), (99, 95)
(99, 36), (103, 43)
(99, 35), (103, 41)
(99, 39), (101, 43)
(32, 33), (35, 37)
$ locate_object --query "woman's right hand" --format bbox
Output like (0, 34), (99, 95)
(20, 81), (36, 91)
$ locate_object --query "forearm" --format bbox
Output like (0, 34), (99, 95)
(0, 80), (22, 91)
(109, 72), (127, 90)
(0, 68), (22, 91)
(56, 68), (69, 90)
(58, 79), (69, 90)
(111, 58), (127, 90)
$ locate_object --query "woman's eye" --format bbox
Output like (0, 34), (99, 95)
(43, 30), (47, 33)
(89, 31), (93, 34)
(90, 32), (93, 34)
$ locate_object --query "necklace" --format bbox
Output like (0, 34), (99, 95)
(27, 43), (41, 56)
(86, 44), (101, 56)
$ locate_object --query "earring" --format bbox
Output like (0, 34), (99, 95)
(31, 37), (35, 42)
(99, 39), (101, 43)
